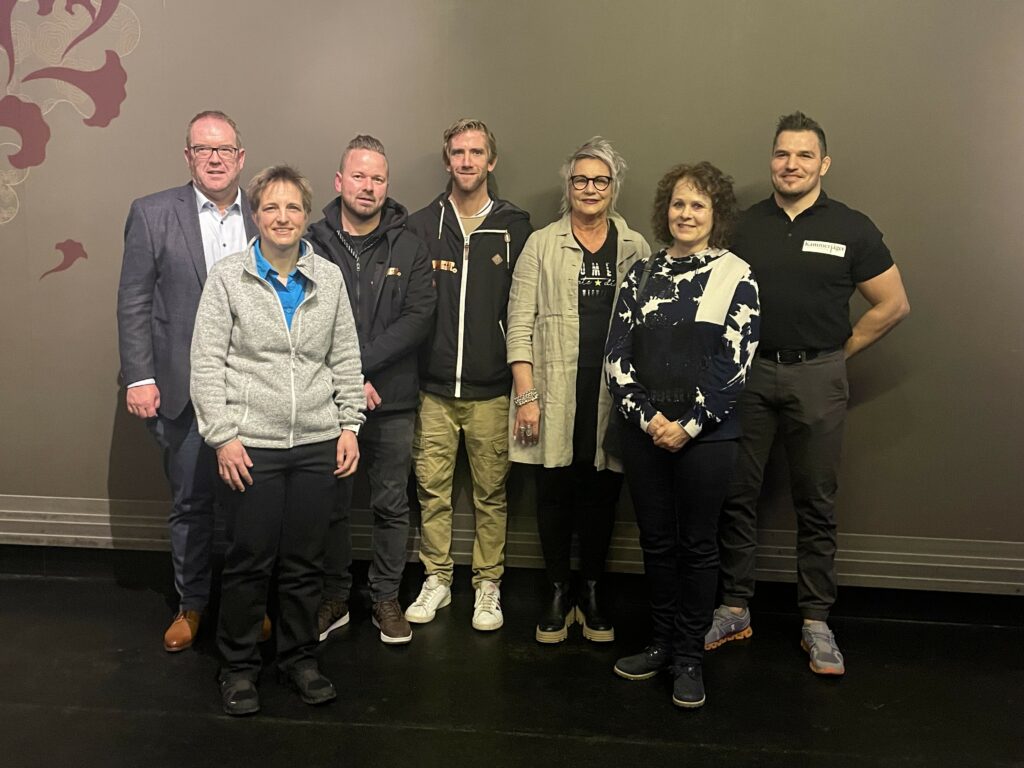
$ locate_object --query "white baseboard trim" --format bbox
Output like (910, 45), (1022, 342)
(1, 495), (1021, 595)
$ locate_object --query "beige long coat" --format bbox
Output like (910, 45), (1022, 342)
(506, 213), (650, 471)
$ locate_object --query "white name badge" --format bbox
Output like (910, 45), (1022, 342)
(802, 240), (847, 258)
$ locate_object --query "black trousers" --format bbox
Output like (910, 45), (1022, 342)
(622, 427), (737, 666)
(217, 439), (337, 680)
(536, 463), (622, 584)
(323, 411), (415, 603)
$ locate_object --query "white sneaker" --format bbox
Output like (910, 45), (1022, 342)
(404, 575), (452, 624)
(472, 581), (503, 631)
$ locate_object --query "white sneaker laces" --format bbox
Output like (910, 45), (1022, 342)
(415, 580), (443, 607)
(477, 589), (500, 614)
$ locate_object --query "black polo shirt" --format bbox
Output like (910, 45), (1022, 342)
(730, 191), (893, 352)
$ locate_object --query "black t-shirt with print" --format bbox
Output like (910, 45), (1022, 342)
(731, 192), (893, 351)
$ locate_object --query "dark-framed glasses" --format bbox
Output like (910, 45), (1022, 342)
(190, 145), (240, 160)
(570, 174), (611, 191)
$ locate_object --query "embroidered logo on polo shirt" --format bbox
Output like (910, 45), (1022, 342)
(802, 240), (847, 258)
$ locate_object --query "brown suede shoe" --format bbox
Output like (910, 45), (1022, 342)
(259, 614), (272, 643)
(163, 610), (200, 652)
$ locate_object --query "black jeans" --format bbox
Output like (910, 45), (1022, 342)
(623, 427), (737, 666)
(718, 352), (848, 621)
(323, 410), (415, 603)
(217, 439), (337, 679)
(536, 463), (622, 584)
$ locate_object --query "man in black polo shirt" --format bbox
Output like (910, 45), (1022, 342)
(705, 112), (910, 675)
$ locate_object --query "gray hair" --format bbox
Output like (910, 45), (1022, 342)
(339, 134), (387, 172)
(559, 136), (626, 217)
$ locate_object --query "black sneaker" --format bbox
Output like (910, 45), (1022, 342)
(317, 597), (350, 642)
(613, 645), (671, 680)
(280, 663), (336, 706)
(219, 676), (260, 716)
(671, 664), (706, 709)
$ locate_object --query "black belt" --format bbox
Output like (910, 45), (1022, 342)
(758, 348), (838, 365)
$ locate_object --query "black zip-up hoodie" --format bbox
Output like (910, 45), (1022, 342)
(407, 193), (533, 400)
(307, 197), (435, 413)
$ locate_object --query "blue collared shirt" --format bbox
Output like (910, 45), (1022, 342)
(254, 240), (307, 329)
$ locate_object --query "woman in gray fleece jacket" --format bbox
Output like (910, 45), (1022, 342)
(190, 165), (364, 717)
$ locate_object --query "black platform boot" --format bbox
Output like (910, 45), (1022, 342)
(577, 580), (614, 642)
(535, 582), (575, 643)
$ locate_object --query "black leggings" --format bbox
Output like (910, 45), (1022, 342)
(622, 427), (737, 666)
(536, 462), (623, 584)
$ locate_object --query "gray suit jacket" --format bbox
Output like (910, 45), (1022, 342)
(117, 182), (257, 420)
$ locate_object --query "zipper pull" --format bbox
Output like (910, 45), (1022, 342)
(463, 236), (470, 259)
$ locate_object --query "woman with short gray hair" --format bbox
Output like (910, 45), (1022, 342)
(506, 138), (651, 645)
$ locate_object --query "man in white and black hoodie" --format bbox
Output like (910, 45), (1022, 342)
(404, 118), (533, 632)
(306, 135), (435, 646)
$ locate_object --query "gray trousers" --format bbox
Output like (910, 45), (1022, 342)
(718, 350), (848, 621)
(323, 410), (415, 603)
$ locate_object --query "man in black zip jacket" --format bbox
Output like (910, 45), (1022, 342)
(403, 118), (533, 632)
(306, 135), (435, 646)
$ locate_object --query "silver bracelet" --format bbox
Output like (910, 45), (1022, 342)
(513, 389), (539, 408)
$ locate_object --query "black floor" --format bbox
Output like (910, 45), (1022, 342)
(1, 546), (1022, 768)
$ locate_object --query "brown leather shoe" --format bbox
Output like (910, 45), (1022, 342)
(163, 610), (200, 652)
(259, 614), (272, 643)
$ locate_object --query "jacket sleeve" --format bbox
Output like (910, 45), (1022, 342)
(505, 229), (542, 365)
(360, 236), (436, 376)
(189, 268), (238, 449)
(681, 267), (761, 437)
(604, 261), (658, 433)
(405, 208), (432, 245)
(507, 215), (534, 272)
(116, 200), (157, 384)
(328, 273), (367, 434)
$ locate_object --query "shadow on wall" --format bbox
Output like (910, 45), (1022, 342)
(847, 343), (912, 411)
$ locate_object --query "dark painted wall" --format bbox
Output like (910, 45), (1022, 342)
(1, 1), (1021, 577)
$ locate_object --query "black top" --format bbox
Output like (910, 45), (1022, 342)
(576, 220), (618, 370)
(730, 191), (893, 351)
(306, 197), (436, 413)
(407, 193), (533, 400)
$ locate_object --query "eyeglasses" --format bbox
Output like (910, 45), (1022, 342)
(190, 145), (240, 160)
(570, 174), (612, 191)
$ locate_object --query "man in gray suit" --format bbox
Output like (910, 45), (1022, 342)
(117, 110), (254, 651)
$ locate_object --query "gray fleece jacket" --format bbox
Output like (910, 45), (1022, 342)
(190, 239), (365, 450)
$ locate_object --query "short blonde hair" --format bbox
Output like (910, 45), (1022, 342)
(442, 117), (497, 162)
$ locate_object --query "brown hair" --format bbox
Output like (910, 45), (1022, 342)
(246, 165), (313, 214)
(339, 134), (387, 172)
(441, 117), (497, 162)
(775, 111), (827, 156)
(651, 161), (737, 248)
(185, 110), (241, 148)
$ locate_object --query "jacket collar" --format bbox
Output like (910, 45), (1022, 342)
(243, 238), (318, 282)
